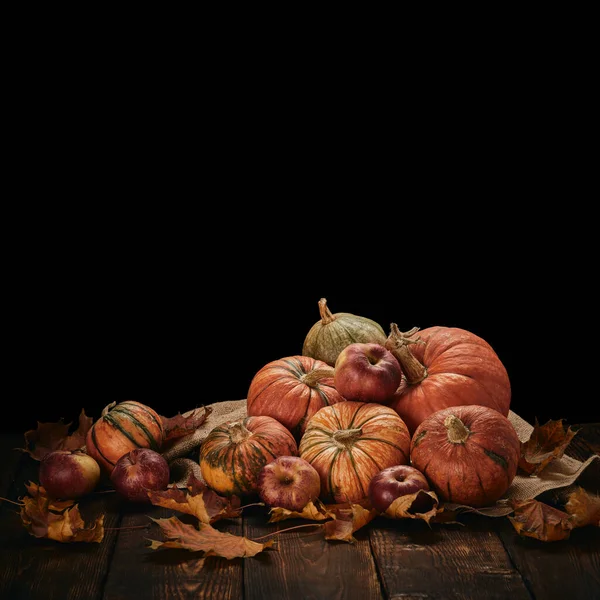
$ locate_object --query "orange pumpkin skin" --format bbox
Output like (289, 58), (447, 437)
(410, 405), (520, 507)
(246, 355), (345, 439)
(386, 326), (511, 435)
(85, 401), (164, 474)
(199, 415), (298, 497)
(299, 401), (411, 504)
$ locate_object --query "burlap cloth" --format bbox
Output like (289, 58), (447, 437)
(166, 400), (598, 517)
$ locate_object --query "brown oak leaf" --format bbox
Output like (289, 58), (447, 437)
(148, 516), (274, 558)
(564, 487), (600, 527)
(518, 418), (578, 476)
(267, 499), (331, 523)
(160, 406), (213, 442)
(323, 502), (378, 543)
(19, 482), (104, 543)
(148, 473), (241, 524)
(384, 490), (440, 525)
(20, 409), (94, 461)
(508, 498), (573, 542)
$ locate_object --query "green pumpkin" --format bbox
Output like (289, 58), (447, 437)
(302, 298), (387, 366)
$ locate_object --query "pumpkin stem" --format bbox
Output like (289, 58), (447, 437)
(332, 427), (363, 448)
(318, 298), (336, 325)
(101, 401), (116, 417)
(300, 367), (336, 387)
(228, 420), (251, 444)
(385, 323), (428, 384)
(444, 414), (471, 444)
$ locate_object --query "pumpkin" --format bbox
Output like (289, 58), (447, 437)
(246, 355), (345, 440)
(85, 400), (164, 474)
(384, 324), (511, 435)
(410, 405), (520, 507)
(299, 401), (411, 504)
(302, 297), (387, 366)
(199, 415), (298, 497)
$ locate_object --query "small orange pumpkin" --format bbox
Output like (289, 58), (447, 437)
(410, 405), (521, 507)
(199, 415), (298, 497)
(246, 355), (345, 439)
(299, 401), (411, 504)
(86, 400), (164, 474)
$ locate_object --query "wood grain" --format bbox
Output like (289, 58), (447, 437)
(369, 514), (532, 600)
(102, 500), (244, 600)
(242, 505), (383, 600)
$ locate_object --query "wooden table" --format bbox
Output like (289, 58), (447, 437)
(1, 426), (598, 600)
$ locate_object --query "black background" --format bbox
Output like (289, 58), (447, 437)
(5, 213), (595, 436)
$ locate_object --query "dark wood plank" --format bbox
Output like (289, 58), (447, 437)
(369, 514), (532, 600)
(493, 423), (600, 600)
(494, 515), (600, 600)
(0, 447), (123, 600)
(102, 500), (244, 600)
(242, 505), (383, 600)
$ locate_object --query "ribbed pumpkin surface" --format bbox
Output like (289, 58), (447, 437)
(199, 415), (298, 497)
(410, 405), (521, 507)
(386, 326), (511, 435)
(86, 401), (164, 474)
(246, 355), (345, 439)
(299, 401), (411, 504)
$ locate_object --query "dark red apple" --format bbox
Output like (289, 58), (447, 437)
(110, 448), (170, 503)
(368, 464), (430, 513)
(39, 449), (101, 499)
(257, 456), (320, 511)
(334, 342), (402, 403)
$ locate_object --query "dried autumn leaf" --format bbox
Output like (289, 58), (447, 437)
(384, 490), (440, 525)
(148, 516), (274, 558)
(24, 481), (77, 512)
(508, 498), (573, 542)
(19, 483), (104, 543)
(161, 406), (213, 442)
(267, 499), (331, 523)
(148, 473), (242, 524)
(323, 502), (378, 543)
(20, 409), (94, 461)
(518, 418), (578, 476)
(564, 487), (600, 527)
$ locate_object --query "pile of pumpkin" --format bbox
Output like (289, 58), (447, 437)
(86, 298), (519, 515)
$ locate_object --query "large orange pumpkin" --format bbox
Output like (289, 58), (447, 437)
(246, 355), (345, 439)
(385, 324), (511, 435)
(410, 404), (521, 507)
(86, 400), (164, 474)
(299, 401), (411, 504)
(199, 415), (298, 497)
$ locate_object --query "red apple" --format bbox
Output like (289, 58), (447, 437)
(257, 456), (321, 511)
(110, 448), (170, 503)
(334, 342), (402, 403)
(368, 464), (430, 513)
(39, 449), (101, 499)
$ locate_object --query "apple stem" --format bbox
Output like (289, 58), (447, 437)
(318, 298), (336, 325)
(444, 414), (471, 444)
(0, 496), (24, 506)
(385, 323), (428, 384)
(253, 523), (324, 541)
(300, 367), (336, 387)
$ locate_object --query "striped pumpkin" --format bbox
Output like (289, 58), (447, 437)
(85, 401), (164, 474)
(409, 405), (520, 507)
(299, 401), (411, 504)
(246, 355), (345, 440)
(199, 415), (298, 497)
